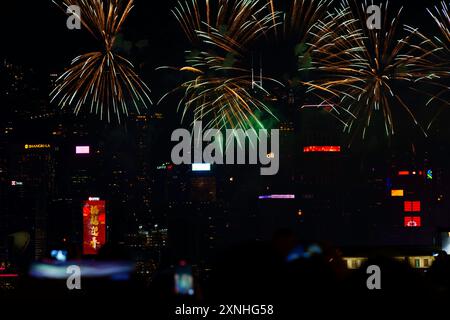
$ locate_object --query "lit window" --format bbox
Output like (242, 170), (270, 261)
(414, 259), (420, 268)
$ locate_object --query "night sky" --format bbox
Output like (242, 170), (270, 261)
(1, 1), (447, 151)
(1, 1), (437, 71)
(2, 1), (182, 70)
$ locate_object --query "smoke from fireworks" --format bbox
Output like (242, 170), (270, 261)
(50, 0), (152, 123)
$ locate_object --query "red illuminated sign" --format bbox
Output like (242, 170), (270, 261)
(83, 199), (106, 255)
(404, 217), (421, 227)
(398, 170), (424, 176)
(404, 201), (421, 212)
(303, 146), (341, 153)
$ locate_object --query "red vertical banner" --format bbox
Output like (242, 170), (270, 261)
(83, 200), (106, 255)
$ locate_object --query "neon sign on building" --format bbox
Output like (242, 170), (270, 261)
(404, 217), (421, 227)
(404, 201), (421, 212)
(83, 199), (106, 255)
(24, 144), (51, 150)
(303, 146), (341, 153)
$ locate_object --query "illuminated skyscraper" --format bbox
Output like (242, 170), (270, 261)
(8, 143), (55, 260)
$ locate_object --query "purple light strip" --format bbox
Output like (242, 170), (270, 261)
(258, 194), (295, 199)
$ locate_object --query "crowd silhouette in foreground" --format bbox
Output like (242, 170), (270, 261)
(2, 229), (450, 315)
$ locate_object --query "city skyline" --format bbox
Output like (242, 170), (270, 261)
(1, 0), (450, 314)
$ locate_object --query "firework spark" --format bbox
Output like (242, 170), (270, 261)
(428, 1), (450, 51)
(425, 1), (450, 127)
(173, 0), (277, 52)
(304, 1), (442, 139)
(263, 0), (343, 118)
(267, 0), (332, 42)
(50, 0), (152, 123)
(158, 53), (278, 131)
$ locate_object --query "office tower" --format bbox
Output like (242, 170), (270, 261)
(8, 143), (56, 260)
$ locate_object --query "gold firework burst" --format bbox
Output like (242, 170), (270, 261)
(51, 0), (152, 122)
(304, 1), (442, 139)
(161, 0), (280, 130)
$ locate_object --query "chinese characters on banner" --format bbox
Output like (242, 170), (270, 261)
(83, 200), (106, 255)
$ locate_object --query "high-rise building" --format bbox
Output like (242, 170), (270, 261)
(0, 138), (8, 260)
(7, 143), (56, 260)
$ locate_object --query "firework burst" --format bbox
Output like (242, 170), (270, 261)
(262, 0), (345, 119)
(267, 0), (332, 42)
(428, 1), (450, 53)
(50, 0), (152, 123)
(173, 0), (277, 52)
(160, 0), (280, 131)
(425, 1), (450, 127)
(304, 0), (442, 139)
(159, 53), (278, 131)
